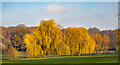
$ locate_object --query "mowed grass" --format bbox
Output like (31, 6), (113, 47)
(2, 52), (118, 64)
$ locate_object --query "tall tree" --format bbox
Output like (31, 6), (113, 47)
(64, 27), (95, 55)
(24, 19), (63, 57)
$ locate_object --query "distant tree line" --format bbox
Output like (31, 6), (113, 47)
(1, 25), (34, 52)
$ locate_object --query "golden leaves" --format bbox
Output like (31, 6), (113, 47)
(64, 27), (96, 55)
(8, 46), (17, 60)
(24, 19), (63, 57)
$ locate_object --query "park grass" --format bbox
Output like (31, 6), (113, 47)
(2, 52), (118, 64)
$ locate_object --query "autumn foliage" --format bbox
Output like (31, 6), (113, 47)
(8, 46), (17, 60)
(91, 33), (103, 51)
(24, 19), (97, 57)
(24, 19), (63, 57)
(1, 19), (117, 57)
(63, 27), (96, 55)
(114, 29), (120, 52)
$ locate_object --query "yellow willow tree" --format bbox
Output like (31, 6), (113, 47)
(24, 33), (43, 57)
(102, 34), (110, 51)
(91, 33), (103, 51)
(24, 19), (63, 57)
(64, 27), (93, 55)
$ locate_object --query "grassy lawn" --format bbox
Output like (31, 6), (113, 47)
(2, 52), (118, 64)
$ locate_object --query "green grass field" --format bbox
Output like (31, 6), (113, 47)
(2, 52), (118, 64)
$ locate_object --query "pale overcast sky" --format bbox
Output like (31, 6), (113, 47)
(1, 2), (118, 30)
